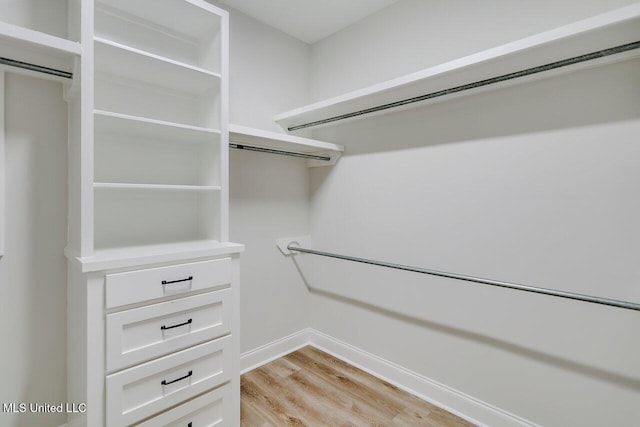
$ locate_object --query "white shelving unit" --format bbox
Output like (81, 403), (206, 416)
(229, 124), (344, 166)
(90, 0), (227, 254)
(65, 2), (240, 427)
(275, 4), (640, 131)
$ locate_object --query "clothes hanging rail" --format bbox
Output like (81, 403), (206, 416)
(0, 56), (73, 79)
(230, 143), (331, 161)
(287, 40), (640, 131)
(287, 245), (640, 312)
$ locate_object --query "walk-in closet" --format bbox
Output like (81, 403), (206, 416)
(0, 0), (639, 426)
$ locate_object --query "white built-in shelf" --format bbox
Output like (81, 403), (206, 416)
(275, 4), (640, 131)
(66, 241), (245, 273)
(97, 0), (222, 43)
(229, 124), (344, 166)
(94, 38), (220, 95)
(0, 20), (80, 82)
(94, 110), (220, 142)
(94, 183), (222, 192)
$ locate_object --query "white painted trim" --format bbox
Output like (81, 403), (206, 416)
(240, 328), (311, 374)
(240, 328), (541, 427)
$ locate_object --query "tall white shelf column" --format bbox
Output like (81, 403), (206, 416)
(66, 1), (243, 426)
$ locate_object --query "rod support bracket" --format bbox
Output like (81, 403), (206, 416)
(276, 236), (311, 255)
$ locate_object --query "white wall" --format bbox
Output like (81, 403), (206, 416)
(0, 74), (68, 427)
(306, 1), (640, 426)
(207, 1), (314, 353)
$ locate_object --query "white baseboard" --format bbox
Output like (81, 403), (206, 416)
(308, 329), (540, 427)
(240, 328), (312, 374)
(240, 328), (540, 427)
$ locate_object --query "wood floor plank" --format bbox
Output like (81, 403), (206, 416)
(251, 365), (347, 426)
(301, 346), (436, 419)
(241, 399), (274, 427)
(289, 365), (397, 425)
(241, 346), (476, 427)
(284, 350), (406, 421)
(267, 357), (303, 378)
(301, 346), (466, 424)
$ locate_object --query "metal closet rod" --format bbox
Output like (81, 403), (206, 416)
(0, 57), (73, 79)
(230, 143), (330, 161)
(288, 40), (640, 131)
(287, 245), (640, 312)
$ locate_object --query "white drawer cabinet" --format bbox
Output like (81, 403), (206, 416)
(106, 258), (232, 308)
(136, 385), (232, 427)
(67, 252), (241, 427)
(106, 289), (232, 372)
(107, 336), (233, 426)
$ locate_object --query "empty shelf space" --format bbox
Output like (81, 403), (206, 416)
(94, 113), (221, 186)
(94, 189), (221, 251)
(95, 0), (222, 71)
(94, 110), (220, 142)
(0, 20), (80, 81)
(94, 73), (220, 128)
(275, 4), (640, 131)
(96, 0), (223, 42)
(94, 38), (220, 95)
(94, 183), (222, 192)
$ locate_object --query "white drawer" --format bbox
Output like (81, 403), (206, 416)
(106, 258), (231, 308)
(106, 289), (232, 372)
(106, 336), (232, 427)
(135, 384), (232, 427)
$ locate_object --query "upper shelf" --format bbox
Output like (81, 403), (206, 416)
(94, 38), (220, 95)
(96, 0), (223, 41)
(229, 124), (344, 167)
(95, 110), (221, 142)
(0, 21), (80, 82)
(275, 4), (640, 131)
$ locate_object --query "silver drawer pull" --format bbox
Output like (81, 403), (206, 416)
(161, 318), (193, 331)
(162, 276), (193, 285)
(161, 370), (193, 386)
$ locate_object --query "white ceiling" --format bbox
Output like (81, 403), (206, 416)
(216, 0), (400, 44)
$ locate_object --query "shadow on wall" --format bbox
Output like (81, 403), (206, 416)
(310, 284), (640, 393)
(311, 59), (640, 155)
(290, 254), (640, 392)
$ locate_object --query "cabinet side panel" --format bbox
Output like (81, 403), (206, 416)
(0, 71), (4, 256)
(67, 262), (87, 427)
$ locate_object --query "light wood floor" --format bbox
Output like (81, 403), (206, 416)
(240, 346), (475, 426)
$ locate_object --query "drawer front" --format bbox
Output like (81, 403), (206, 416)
(106, 336), (232, 427)
(106, 258), (231, 308)
(106, 289), (232, 372)
(136, 384), (232, 427)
